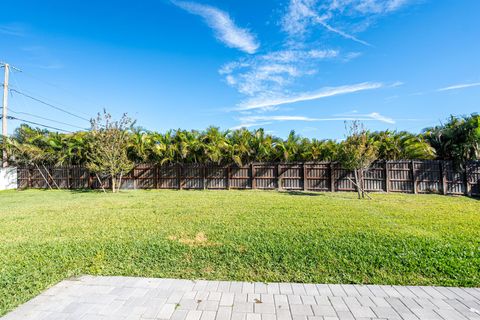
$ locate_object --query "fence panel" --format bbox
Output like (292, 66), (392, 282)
(304, 163), (330, 191)
(414, 161), (442, 194)
(206, 165), (227, 189)
(30, 166), (50, 189)
(182, 164), (204, 189)
(468, 161), (480, 196)
(443, 161), (465, 195)
(254, 164), (277, 189)
(364, 162), (386, 192)
(334, 165), (356, 192)
(132, 164), (156, 189)
(279, 164), (303, 190)
(17, 167), (30, 189)
(158, 165), (179, 189)
(14, 161), (480, 196)
(388, 161), (413, 193)
(229, 165), (251, 189)
(69, 167), (89, 189)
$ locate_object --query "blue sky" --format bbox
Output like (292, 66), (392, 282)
(1, 0), (479, 139)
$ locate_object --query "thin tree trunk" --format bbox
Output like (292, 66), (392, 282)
(118, 172), (123, 192)
(111, 176), (116, 193)
(95, 173), (106, 193)
(359, 169), (365, 199)
(347, 174), (372, 200)
(354, 169), (361, 199)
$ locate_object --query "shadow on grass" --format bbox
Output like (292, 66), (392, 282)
(17, 188), (107, 194)
(278, 190), (325, 197)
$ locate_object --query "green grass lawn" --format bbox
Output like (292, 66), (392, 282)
(1, 190), (479, 315)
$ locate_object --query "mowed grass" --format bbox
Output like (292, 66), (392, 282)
(1, 190), (479, 315)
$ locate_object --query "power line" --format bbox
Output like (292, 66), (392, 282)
(9, 88), (91, 122)
(9, 70), (92, 120)
(7, 72), (89, 131)
(2, 115), (72, 133)
(9, 83), (92, 118)
(8, 107), (88, 130)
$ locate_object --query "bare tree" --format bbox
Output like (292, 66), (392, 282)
(87, 110), (135, 193)
(338, 121), (378, 199)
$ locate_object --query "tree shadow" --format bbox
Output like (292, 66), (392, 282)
(278, 190), (325, 197)
(68, 189), (104, 194)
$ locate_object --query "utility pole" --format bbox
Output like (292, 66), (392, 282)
(2, 63), (9, 167)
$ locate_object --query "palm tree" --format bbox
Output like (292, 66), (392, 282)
(251, 129), (277, 162)
(370, 131), (435, 160)
(302, 139), (338, 161)
(424, 114), (479, 168)
(228, 129), (254, 166)
(201, 127), (229, 164)
(128, 127), (152, 163)
(275, 130), (302, 162)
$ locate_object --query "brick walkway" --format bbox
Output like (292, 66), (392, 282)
(2, 276), (480, 320)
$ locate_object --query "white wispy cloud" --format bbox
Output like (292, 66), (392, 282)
(230, 121), (273, 130)
(281, 0), (411, 46)
(237, 82), (384, 110)
(0, 24), (25, 37)
(219, 49), (340, 96)
(437, 82), (480, 92)
(281, 0), (371, 46)
(353, 0), (410, 14)
(172, 1), (259, 54)
(233, 111), (396, 129)
(315, 16), (371, 46)
(240, 115), (320, 122)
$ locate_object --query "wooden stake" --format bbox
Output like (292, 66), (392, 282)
(35, 164), (52, 190)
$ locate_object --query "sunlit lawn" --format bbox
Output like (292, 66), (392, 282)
(0, 189), (479, 315)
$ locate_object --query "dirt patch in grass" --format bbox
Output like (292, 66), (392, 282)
(168, 232), (220, 247)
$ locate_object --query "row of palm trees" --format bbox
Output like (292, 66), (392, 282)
(2, 114), (478, 167)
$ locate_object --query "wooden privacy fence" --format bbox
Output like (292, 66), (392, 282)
(16, 160), (480, 196)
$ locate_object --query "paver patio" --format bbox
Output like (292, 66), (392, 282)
(2, 276), (480, 320)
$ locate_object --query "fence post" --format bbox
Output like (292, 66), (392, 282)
(385, 161), (390, 193)
(28, 167), (32, 188)
(155, 165), (159, 189)
(66, 167), (70, 189)
(465, 162), (472, 196)
(330, 162), (335, 192)
(226, 165), (230, 190)
(277, 163), (282, 190)
(133, 166), (137, 190)
(441, 161), (447, 195)
(251, 163), (256, 189)
(303, 163), (307, 191)
(178, 164), (183, 190)
(411, 160), (418, 194)
(203, 164), (207, 190)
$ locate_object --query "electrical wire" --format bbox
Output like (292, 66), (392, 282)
(8, 107), (88, 130)
(3, 65), (95, 133)
(3, 115), (72, 133)
(7, 72), (90, 131)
